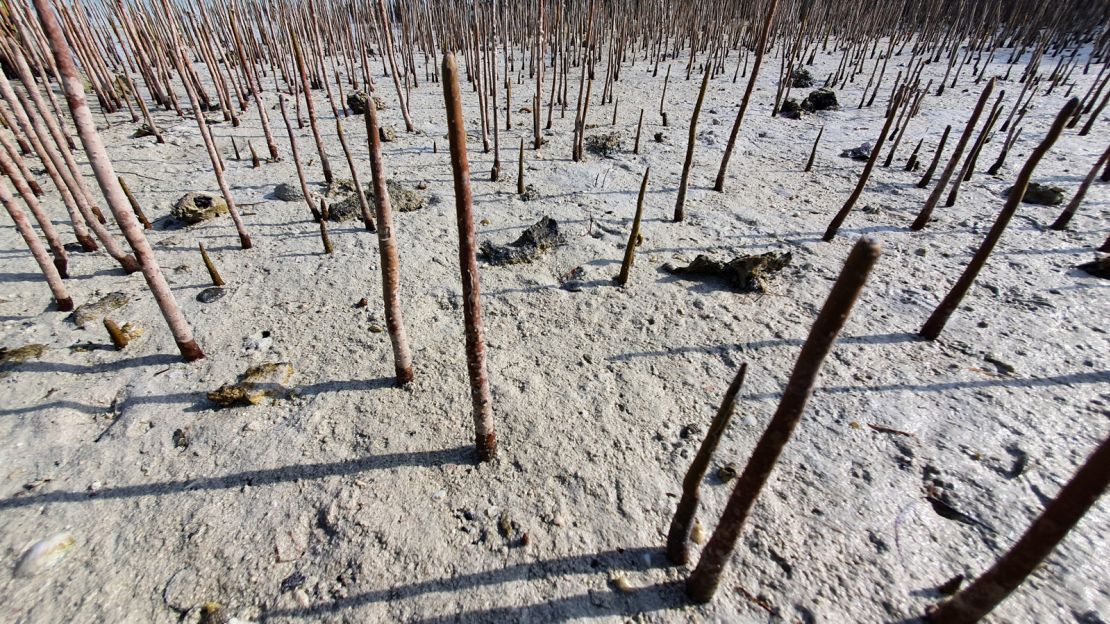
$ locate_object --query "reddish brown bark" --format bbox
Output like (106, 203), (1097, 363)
(442, 52), (496, 462)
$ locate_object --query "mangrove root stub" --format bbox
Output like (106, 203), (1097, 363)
(32, 0), (201, 361)
(823, 86), (905, 241)
(616, 168), (650, 285)
(674, 64), (712, 223)
(666, 363), (748, 565)
(920, 98), (1078, 341)
(912, 79), (997, 230)
(364, 88), (415, 386)
(118, 177), (152, 229)
(1050, 141), (1110, 231)
(443, 52), (497, 462)
(199, 243), (225, 286)
(713, 0), (780, 192)
(686, 237), (881, 604)
(318, 198), (334, 254)
(904, 137), (924, 172)
(926, 434), (1110, 623)
(517, 137), (525, 195)
(917, 125), (953, 187)
(104, 318), (129, 350)
(634, 109), (644, 155)
(804, 125), (824, 172)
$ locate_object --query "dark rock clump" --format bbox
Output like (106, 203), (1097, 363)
(273, 182), (303, 202)
(585, 132), (623, 157)
(1077, 256), (1109, 279)
(664, 252), (792, 292)
(1004, 182), (1064, 206)
(791, 68), (815, 88)
(801, 88), (838, 112)
(840, 143), (872, 161)
(480, 216), (567, 266)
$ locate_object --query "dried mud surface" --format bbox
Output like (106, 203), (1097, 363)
(1, 42), (1108, 624)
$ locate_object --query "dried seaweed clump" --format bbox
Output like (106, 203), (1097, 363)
(132, 124), (156, 138)
(480, 216), (567, 266)
(71, 292), (129, 328)
(1, 344), (46, 376)
(385, 179), (426, 211)
(781, 88), (835, 120)
(586, 132), (623, 157)
(520, 184), (540, 201)
(329, 179), (425, 221)
(208, 362), (295, 407)
(665, 252), (792, 292)
(780, 98), (804, 119)
(324, 178), (358, 198)
(273, 182), (303, 202)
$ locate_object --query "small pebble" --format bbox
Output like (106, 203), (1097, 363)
(197, 287), (226, 303)
(200, 602), (229, 624)
(280, 571), (306, 593)
(691, 519), (706, 544)
(717, 462), (738, 482)
(173, 428), (190, 449)
(679, 424), (702, 439)
(610, 574), (634, 594)
(293, 589), (310, 609)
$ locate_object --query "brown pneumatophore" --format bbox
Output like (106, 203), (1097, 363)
(32, 0), (203, 362)
(442, 52), (497, 462)
(686, 237), (881, 603)
(365, 88), (414, 386)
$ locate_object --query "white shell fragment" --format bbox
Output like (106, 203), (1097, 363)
(15, 532), (76, 577)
